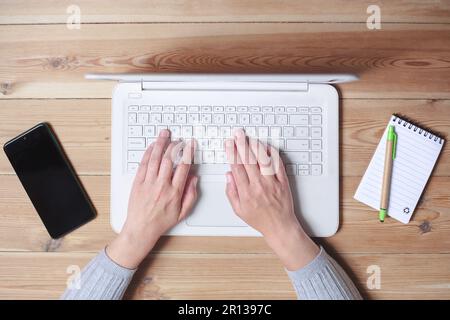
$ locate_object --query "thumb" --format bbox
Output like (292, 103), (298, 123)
(179, 175), (198, 221)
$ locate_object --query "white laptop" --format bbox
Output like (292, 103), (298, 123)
(86, 73), (357, 237)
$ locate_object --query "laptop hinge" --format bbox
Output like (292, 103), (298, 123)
(141, 81), (309, 92)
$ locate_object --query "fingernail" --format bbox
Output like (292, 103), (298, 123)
(160, 129), (170, 137)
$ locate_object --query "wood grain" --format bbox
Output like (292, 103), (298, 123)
(1, 0), (449, 24)
(1, 99), (448, 176)
(1, 23), (449, 99)
(1, 252), (449, 299)
(0, 174), (448, 254)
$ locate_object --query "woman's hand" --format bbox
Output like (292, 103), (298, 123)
(225, 129), (319, 270)
(107, 130), (198, 268)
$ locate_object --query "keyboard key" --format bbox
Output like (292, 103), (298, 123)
(201, 106), (212, 112)
(311, 152), (322, 163)
(250, 106), (261, 112)
(213, 113), (225, 124)
(175, 113), (187, 124)
(289, 114), (308, 125)
(238, 106), (248, 112)
(286, 139), (309, 150)
(128, 113), (137, 124)
(189, 106), (200, 112)
(270, 139), (284, 150)
(169, 125), (181, 137)
(163, 105), (175, 112)
(144, 125), (156, 137)
(127, 162), (139, 173)
(203, 151), (215, 163)
(295, 126), (309, 137)
(251, 114), (263, 125)
(198, 139), (209, 150)
(283, 126), (295, 137)
(258, 126), (269, 137)
(275, 106), (285, 113)
(152, 105), (163, 112)
(286, 164), (297, 176)
(311, 127), (322, 138)
(210, 139), (222, 150)
(226, 114), (237, 124)
(207, 126), (219, 137)
(270, 127), (282, 137)
(128, 105), (139, 111)
(188, 113), (200, 124)
(286, 107), (297, 113)
(163, 113), (174, 124)
(194, 126), (205, 138)
(128, 125), (142, 137)
(128, 138), (146, 149)
(150, 113), (162, 124)
(262, 106), (273, 112)
(281, 152), (309, 163)
(147, 138), (156, 146)
(239, 114), (250, 125)
(299, 164), (309, 170)
(264, 114), (275, 125)
(219, 126), (231, 138)
(225, 106), (236, 112)
(214, 106), (224, 112)
(276, 114), (288, 125)
(298, 107), (309, 113)
(182, 126), (193, 137)
(215, 151), (227, 163)
(201, 113), (212, 124)
(311, 114), (322, 125)
(311, 140), (322, 150)
(137, 113), (149, 124)
(156, 125), (167, 134)
(176, 105), (188, 112)
(128, 150), (145, 162)
(311, 107), (322, 113)
(311, 164), (322, 176)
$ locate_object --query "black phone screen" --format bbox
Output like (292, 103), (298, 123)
(3, 123), (95, 238)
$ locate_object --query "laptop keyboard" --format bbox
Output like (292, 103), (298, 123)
(126, 105), (324, 176)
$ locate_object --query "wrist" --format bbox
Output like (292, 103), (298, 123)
(107, 228), (159, 269)
(265, 223), (319, 271)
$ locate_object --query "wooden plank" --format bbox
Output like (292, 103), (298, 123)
(0, 251), (449, 299)
(1, 99), (449, 176)
(0, 174), (448, 254)
(1, 0), (449, 24)
(1, 23), (449, 99)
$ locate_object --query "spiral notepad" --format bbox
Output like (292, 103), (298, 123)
(354, 115), (444, 223)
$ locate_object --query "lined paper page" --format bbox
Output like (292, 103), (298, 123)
(354, 115), (444, 223)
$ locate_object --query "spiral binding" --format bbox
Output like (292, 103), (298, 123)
(392, 115), (443, 144)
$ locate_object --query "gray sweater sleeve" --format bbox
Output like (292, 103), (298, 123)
(62, 246), (360, 300)
(286, 246), (362, 300)
(61, 249), (136, 300)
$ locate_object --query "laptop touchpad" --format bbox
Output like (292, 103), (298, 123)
(186, 181), (247, 227)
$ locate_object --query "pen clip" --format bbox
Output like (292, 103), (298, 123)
(392, 131), (397, 159)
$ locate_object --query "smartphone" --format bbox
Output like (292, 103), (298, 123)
(3, 123), (96, 238)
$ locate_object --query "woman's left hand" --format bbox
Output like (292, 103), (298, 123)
(107, 130), (198, 268)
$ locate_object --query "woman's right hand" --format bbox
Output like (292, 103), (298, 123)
(224, 129), (319, 270)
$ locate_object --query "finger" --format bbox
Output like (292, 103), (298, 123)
(249, 138), (275, 177)
(133, 143), (154, 184)
(172, 139), (195, 190)
(179, 175), (198, 221)
(225, 139), (249, 187)
(146, 129), (171, 180)
(158, 140), (181, 182)
(268, 144), (287, 184)
(225, 172), (241, 215)
(234, 129), (261, 181)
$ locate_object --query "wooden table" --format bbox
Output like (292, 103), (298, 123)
(0, 1), (449, 299)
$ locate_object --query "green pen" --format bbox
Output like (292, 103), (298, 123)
(379, 125), (397, 222)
